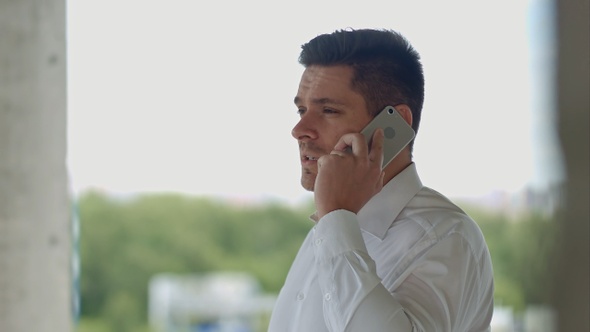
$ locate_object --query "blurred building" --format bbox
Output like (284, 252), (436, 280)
(148, 272), (276, 332)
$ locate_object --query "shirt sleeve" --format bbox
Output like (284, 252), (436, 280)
(313, 209), (414, 331)
(313, 209), (493, 332)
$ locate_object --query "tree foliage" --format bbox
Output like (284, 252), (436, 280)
(461, 204), (557, 311)
(77, 191), (314, 331)
(76, 191), (557, 331)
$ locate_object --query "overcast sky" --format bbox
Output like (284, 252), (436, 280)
(66, 0), (563, 204)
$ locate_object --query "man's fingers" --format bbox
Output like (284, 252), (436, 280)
(331, 130), (384, 169)
(333, 133), (369, 157)
(330, 150), (347, 157)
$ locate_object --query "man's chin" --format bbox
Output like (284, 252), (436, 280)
(300, 173), (316, 192)
(301, 181), (315, 192)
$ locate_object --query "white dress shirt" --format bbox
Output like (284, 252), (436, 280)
(268, 163), (494, 332)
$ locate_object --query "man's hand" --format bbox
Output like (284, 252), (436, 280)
(314, 128), (385, 219)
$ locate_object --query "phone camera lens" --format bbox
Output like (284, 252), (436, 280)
(388, 108), (394, 114)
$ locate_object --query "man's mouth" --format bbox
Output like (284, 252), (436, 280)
(304, 155), (319, 161)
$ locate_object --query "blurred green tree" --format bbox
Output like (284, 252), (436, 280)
(78, 191), (313, 328)
(77, 192), (556, 331)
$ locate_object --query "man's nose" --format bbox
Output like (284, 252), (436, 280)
(291, 113), (318, 141)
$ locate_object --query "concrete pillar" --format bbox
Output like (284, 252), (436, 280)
(554, 0), (590, 331)
(0, 0), (72, 331)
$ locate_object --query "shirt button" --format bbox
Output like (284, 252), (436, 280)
(297, 292), (305, 301)
(315, 238), (323, 246)
(324, 293), (331, 301)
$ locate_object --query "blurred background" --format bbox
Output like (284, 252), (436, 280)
(1, 0), (587, 331)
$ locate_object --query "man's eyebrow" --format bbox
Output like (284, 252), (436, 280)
(293, 96), (346, 106)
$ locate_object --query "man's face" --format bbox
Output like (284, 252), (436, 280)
(292, 65), (372, 191)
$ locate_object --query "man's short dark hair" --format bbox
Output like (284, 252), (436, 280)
(299, 29), (425, 146)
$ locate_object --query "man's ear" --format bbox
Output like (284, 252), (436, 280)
(395, 104), (413, 127)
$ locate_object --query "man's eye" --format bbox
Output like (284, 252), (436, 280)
(297, 108), (306, 116)
(324, 109), (337, 114)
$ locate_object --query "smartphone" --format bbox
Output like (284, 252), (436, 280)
(360, 105), (415, 169)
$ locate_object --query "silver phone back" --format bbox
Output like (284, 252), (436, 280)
(361, 106), (415, 169)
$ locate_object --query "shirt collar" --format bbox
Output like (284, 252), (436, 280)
(357, 163), (423, 240)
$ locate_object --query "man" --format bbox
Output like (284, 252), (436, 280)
(268, 29), (494, 331)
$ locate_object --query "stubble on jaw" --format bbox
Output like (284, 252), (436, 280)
(300, 168), (316, 192)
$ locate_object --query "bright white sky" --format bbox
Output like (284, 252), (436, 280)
(66, 0), (563, 204)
